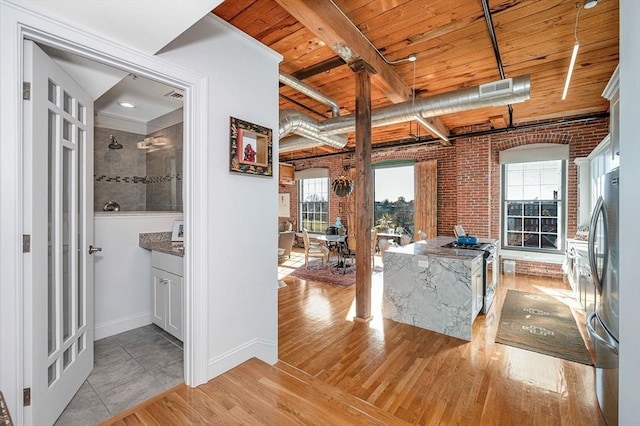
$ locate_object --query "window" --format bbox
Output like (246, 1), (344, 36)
(374, 164), (414, 237)
(502, 160), (566, 252)
(298, 177), (329, 233)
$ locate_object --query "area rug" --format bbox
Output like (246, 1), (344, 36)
(289, 259), (356, 287)
(495, 290), (593, 365)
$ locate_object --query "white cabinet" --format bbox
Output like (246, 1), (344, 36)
(565, 239), (594, 316)
(602, 65), (620, 170)
(471, 256), (483, 320)
(151, 251), (183, 341)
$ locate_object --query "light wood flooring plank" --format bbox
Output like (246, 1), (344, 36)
(103, 251), (605, 425)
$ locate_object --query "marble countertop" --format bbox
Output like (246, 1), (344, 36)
(387, 236), (484, 261)
(383, 236), (499, 341)
(139, 232), (184, 257)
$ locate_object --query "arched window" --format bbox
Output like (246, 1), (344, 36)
(501, 144), (568, 252)
(296, 168), (329, 233)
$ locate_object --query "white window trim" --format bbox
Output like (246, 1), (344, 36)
(294, 167), (329, 180)
(500, 144), (568, 254)
(500, 143), (569, 164)
(297, 175), (330, 233)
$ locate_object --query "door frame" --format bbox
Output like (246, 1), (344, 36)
(0, 4), (210, 423)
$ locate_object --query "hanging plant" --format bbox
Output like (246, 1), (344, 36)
(331, 175), (353, 197)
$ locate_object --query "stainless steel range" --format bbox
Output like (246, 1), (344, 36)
(441, 241), (498, 313)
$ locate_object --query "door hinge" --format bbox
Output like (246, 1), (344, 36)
(23, 388), (31, 407)
(23, 82), (31, 100)
(23, 234), (31, 253)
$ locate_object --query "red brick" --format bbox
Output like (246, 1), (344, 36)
(283, 117), (609, 277)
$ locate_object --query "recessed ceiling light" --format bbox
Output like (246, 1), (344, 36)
(117, 101), (136, 108)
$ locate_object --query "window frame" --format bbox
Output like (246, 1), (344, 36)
(373, 161), (415, 237)
(501, 160), (567, 254)
(297, 176), (329, 234)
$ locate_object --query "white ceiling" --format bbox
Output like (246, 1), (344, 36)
(20, 0), (224, 55)
(40, 45), (128, 100)
(42, 44), (182, 124)
(94, 73), (184, 123)
(27, 0), (220, 124)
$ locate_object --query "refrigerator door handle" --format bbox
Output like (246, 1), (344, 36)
(587, 312), (619, 355)
(588, 196), (607, 293)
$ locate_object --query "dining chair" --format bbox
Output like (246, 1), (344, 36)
(324, 226), (340, 254)
(370, 228), (378, 266)
(302, 228), (329, 267)
(339, 234), (357, 274)
(378, 238), (391, 263)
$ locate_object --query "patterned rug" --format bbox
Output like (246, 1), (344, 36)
(496, 290), (593, 365)
(289, 259), (356, 287)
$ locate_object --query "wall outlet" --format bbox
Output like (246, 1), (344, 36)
(418, 260), (429, 268)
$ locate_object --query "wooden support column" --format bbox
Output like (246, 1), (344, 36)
(352, 60), (374, 322)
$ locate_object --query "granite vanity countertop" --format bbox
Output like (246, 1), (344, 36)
(139, 232), (184, 257)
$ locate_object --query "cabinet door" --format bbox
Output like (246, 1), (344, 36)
(152, 268), (168, 329)
(166, 275), (183, 341)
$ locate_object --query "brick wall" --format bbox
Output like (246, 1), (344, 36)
(281, 117), (609, 276)
(502, 259), (565, 279)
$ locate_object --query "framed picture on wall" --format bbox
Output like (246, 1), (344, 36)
(229, 116), (273, 176)
(172, 220), (184, 242)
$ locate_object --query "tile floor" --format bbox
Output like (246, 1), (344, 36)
(54, 324), (184, 425)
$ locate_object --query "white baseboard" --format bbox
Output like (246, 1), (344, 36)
(94, 312), (152, 340)
(207, 338), (277, 379)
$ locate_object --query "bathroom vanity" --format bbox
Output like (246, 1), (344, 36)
(140, 232), (184, 341)
(151, 251), (183, 341)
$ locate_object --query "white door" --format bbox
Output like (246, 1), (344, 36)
(23, 40), (94, 425)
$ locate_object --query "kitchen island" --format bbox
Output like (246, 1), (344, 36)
(382, 236), (484, 341)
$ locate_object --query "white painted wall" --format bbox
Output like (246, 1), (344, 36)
(158, 15), (281, 377)
(618, 1), (640, 423)
(93, 212), (183, 340)
(0, 1), (280, 420)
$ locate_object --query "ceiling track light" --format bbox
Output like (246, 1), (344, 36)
(584, 0), (599, 9)
(562, 1), (599, 100)
(562, 41), (580, 100)
(414, 114), (450, 142)
(407, 54), (449, 142)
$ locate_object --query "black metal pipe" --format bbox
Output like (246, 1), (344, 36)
(282, 112), (609, 162)
(481, 0), (514, 124)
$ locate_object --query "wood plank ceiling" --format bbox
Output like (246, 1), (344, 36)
(214, 0), (619, 161)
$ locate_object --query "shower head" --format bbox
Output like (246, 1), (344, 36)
(109, 135), (123, 150)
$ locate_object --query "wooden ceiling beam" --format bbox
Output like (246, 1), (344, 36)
(274, 0), (450, 140)
(489, 115), (508, 129)
(290, 56), (346, 80)
(275, 0), (410, 101)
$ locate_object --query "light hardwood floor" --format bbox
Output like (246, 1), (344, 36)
(103, 253), (605, 425)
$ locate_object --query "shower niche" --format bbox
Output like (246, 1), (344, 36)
(94, 120), (183, 212)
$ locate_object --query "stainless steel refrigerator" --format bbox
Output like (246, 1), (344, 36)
(587, 168), (619, 426)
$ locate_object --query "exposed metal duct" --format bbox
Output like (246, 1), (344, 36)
(279, 109), (348, 151)
(279, 72), (340, 117)
(278, 74), (531, 152)
(279, 136), (327, 153)
(319, 75), (531, 135)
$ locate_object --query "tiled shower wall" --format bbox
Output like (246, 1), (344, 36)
(146, 123), (183, 211)
(94, 123), (183, 212)
(94, 127), (147, 211)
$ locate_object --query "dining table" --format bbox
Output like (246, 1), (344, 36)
(377, 232), (402, 245)
(316, 234), (346, 265)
